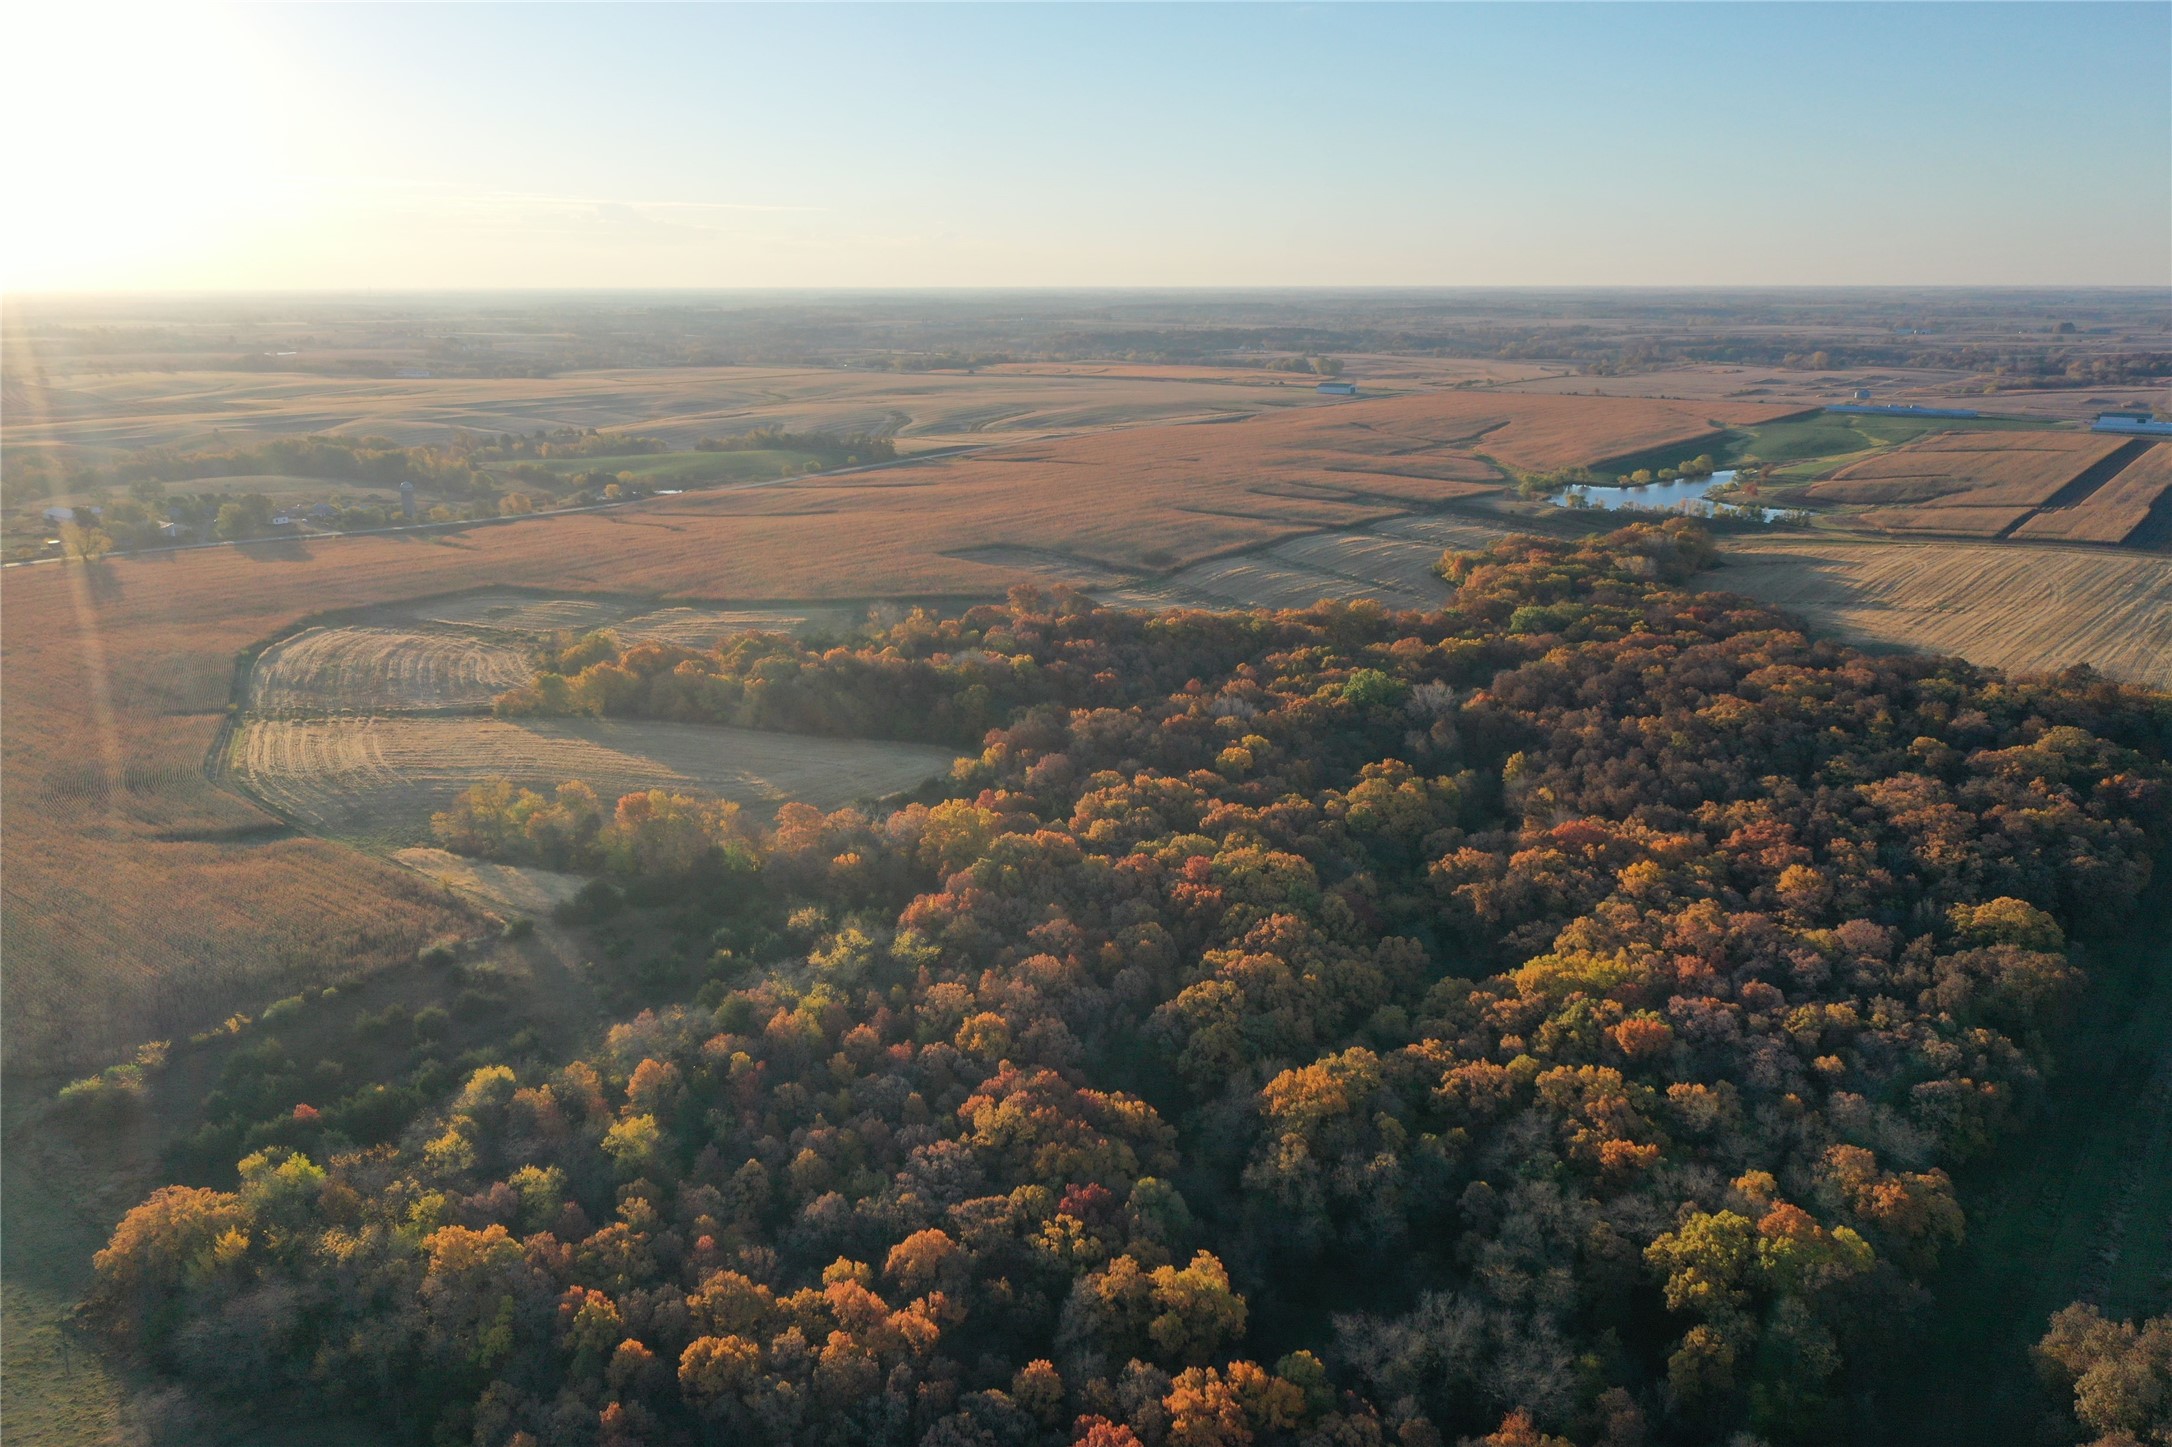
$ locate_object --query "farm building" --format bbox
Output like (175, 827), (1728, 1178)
(1316, 381), (1358, 396)
(2093, 410), (2172, 436)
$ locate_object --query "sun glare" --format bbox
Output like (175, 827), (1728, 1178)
(2, 5), (294, 290)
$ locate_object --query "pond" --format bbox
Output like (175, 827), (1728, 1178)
(1550, 470), (1801, 524)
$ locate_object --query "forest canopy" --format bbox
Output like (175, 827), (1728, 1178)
(88, 522), (2172, 1447)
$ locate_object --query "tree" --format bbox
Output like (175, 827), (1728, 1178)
(59, 521), (112, 561)
(2035, 1304), (2172, 1446)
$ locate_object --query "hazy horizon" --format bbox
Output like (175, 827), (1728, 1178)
(6, 2), (2166, 293)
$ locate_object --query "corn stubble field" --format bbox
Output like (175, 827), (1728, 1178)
(1712, 537), (2172, 688)
(1814, 430), (2171, 543)
(6, 382), (2168, 1077)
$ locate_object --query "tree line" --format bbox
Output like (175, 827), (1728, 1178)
(4, 424), (895, 516)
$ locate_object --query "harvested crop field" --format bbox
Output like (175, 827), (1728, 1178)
(1850, 504), (2037, 538)
(1243, 390), (1800, 475)
(5, 364), (1335, 458)
(0, 389), (1873, 1072)
(1712, 538), (2172, 689)
(615, 604), (868, 646)
(2012, 442), (2172, 544)
(387, 591), (642, 634)
(1825, 433), (2172, 543)
(373, 590), (866, 644)
(248, 626), (534, 715)
(943, 547), (1136, 588)
(231, 716), (962, 848)
(1099, 511), (1512, 612)
(1812, 430), (2130, 508)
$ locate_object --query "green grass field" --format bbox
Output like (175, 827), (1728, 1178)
(1873, 888), (2172, 1444)
(1586, 413), (2054, 484)
(1732, 413), (2055, 480)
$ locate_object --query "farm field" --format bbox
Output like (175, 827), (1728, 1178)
(1495, 362), (2169, 423)
(336, 593), (866, 647)
(0, 387), (2119, 1076)
(1737, 412), (2055, 480)
(1821, 433), (2167, 542)
(977, 356), (1575, 392)
(1816, 430), (2130, 505)
(1846, 504), (2037, 538)
(230, 716), (961, 848)
(2014, 441), (2172, 543)
(247, 625), (533, 715)
(1097, 516), (1505, 612)
(1, 363), (1334, 460)
(1711, 536), (2172, 689)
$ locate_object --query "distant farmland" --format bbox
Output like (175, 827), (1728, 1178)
(0, 387), (2126, 1073)
(1802, 430), (2168, 546)
(1, 363), (1336, 458)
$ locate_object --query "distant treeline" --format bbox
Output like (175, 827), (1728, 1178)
(695, 429), (897, 465)
(3, 425), (892, 513)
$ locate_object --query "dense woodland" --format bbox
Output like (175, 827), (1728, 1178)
(87, 523), (2172, 1446)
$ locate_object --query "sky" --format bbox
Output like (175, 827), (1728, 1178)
(4, 2), (2167, 291)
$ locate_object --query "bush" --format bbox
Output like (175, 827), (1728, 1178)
(57, 1067), (146, 1121)
(558, 878), (624, 923)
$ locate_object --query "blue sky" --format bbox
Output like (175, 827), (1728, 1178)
(8, 2), (2168, 288)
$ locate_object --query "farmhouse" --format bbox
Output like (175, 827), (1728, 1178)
(1316, 380), (1358, 396)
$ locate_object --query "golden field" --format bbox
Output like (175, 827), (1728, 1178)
(1, 364), (1332, 459)
(1711, 536), (2172, 688)
(1810, 431), (2169, 546)
(2013, 442), (2172, 545)
(0, 387), (2051, 1075)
